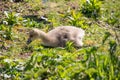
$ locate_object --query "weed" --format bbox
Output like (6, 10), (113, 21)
(3, 11), (23, 25)
(1, 11), (23, 40)
(106, 12), (120, 28)
(68, 10), (88, 29)
(81, 0), (101, 19)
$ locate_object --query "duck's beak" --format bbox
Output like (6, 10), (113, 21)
(27, 38), (32, 44)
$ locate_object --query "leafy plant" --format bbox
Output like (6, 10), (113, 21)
(0, 25), (12, 40)
(106, 12), (120, 27)
(0, 58), (24, 79)
(67, 10), (88, 29)
(81, 0), (101, 19)
(62, 10), (88, 29)
(1, 11), (23, 40)
(3, 11), (23, 25)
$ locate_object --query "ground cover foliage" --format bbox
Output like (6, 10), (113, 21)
(0, 0), (120, 80)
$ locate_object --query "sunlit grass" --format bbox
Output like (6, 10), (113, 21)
(0, 0), (120, 79)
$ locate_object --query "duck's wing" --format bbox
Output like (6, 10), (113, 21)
(47, 27), (71, 47)
(47, 26), (85, 47)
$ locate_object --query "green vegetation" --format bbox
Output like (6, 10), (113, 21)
(81, 0), (101, 19)
(0, 0), (120, 80)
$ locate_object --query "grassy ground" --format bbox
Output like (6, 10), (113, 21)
(0, 0), (120, 79)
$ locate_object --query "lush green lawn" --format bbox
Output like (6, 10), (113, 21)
(0, 0), (120, 79)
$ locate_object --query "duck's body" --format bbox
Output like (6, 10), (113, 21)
(27, 26), (85, 47)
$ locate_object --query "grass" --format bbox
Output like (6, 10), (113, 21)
(0, 0), (120, 79)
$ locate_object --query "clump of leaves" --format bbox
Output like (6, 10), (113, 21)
(65, 41), (75, 52)
(106, 12), (120, 28)
(0, 58), (24, 79)
(62, 10), (88, 29)
(1, 11), (24, 40)
(0, 25), (12, 40)
(23, 19), (39, 27)
(3, 11), (23, 25)
(81, 0), (101, 19)
(68, 10), (88, 29)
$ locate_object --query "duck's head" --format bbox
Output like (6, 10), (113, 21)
(27, 28), (40, 44)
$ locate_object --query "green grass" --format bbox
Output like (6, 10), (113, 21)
(0, 0), (120, 79)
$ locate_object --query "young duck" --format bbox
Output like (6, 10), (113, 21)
(27, 26), (85, 47)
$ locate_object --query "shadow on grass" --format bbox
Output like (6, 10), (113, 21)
(23, 15), (51, 24)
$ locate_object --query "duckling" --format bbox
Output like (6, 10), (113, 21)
(27, 26), (85, 47)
